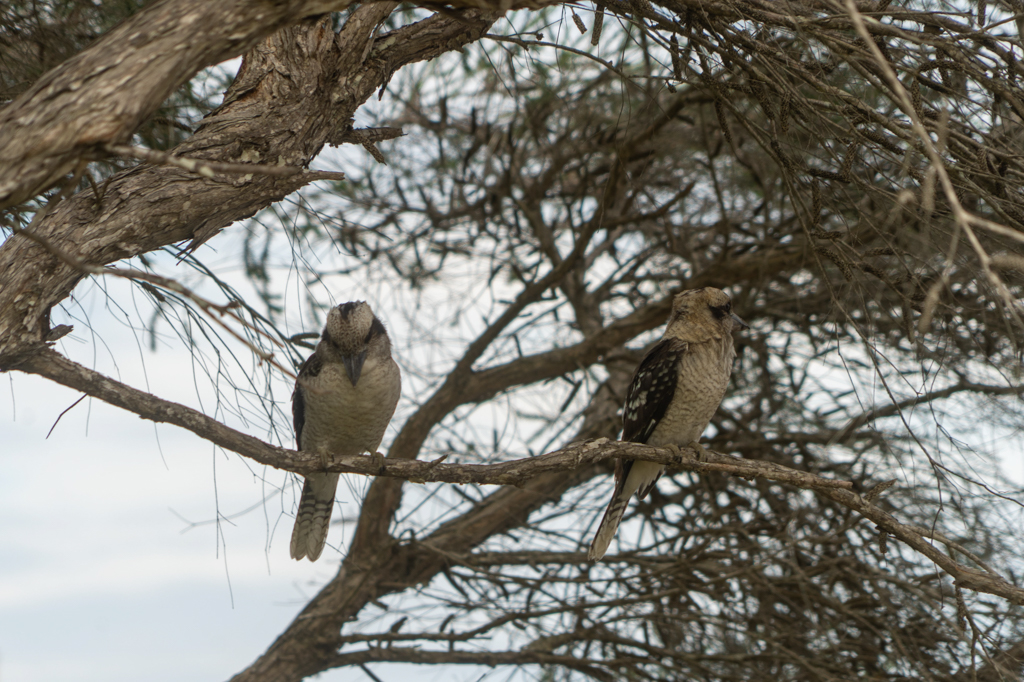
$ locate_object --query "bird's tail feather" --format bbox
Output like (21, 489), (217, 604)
(589, 459), (665, 561)
(588, 491), (630, 562)
(290, 473), (340, 561)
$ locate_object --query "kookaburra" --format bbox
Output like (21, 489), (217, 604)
(289, 301), (401, 562)
(588, 287), (747, 562)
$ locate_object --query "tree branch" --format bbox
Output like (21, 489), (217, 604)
(0, 0), (357, 210)
(105, 144), (348, 181)
(11, 345), (1024, 606)
(7, 346), (845, 488)
(0, 7), (502, 366)
(328, 648), (619, 682)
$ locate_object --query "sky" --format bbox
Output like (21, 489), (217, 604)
(2, 284), (331, 682)
(0, 250), (506, 682)
(6, 23), (1024, 682)
(0, 47), (551, 680)
(8, 240), (1021, 682)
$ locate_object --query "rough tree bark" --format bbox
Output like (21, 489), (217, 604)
(5, 0), (1024, 678)
(0, 5), (501, 370)
(0, 0), (358, 211)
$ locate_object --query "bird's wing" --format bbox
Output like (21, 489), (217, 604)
(619, 338), (688, 489)
(292, 352), (324, 448)
(622, 337), (688, 443)
(590, 338), (685, 561)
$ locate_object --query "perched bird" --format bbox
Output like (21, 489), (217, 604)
(289, 301), (401, 561)
(588, 287), (747, 562)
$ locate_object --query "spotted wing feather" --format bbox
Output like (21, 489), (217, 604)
(620, 338), (686, 498)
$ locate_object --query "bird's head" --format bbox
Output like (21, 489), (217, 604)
(320, 301), (390, 385)
(666, 287), (748, 341)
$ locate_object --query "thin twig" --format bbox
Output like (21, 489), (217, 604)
(105, 143), (346, 182)
(9, 223), (296, 380)
(486, 34), (635, 84)
(46, 393), (86, 438)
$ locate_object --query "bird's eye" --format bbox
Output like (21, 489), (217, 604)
(723, 301), (731, 313)
(710, 304), (726, 319)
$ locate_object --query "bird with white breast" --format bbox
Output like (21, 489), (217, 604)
(588, 287), (747, 562)
(289, 301), (401, 562)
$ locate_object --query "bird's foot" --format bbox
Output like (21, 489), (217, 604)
(318, 450), (332, 470)
(688, 441), (710, 462)
(370, 450), (387, 475)
(666, 443), (685, 465)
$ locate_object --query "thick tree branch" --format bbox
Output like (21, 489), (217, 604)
(104, 144), (348, 180)
(0, 0), (356, 210)
(0, 7), (501, 366)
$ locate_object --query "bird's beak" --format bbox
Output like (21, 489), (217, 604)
(342, 349), (368, 386)
(731, 313), (749, 331)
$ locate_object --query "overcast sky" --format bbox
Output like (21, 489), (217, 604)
(7, 219), (1024, 682)
(0, 236), (510, 682)
(7, 42), (1024, 681)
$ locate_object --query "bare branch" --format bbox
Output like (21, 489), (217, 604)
(0, 7), (502, 365)
(0, 0), (357, 210)
(328, 648), (619, 682)
(11, 346), (1024, 606)
(105, 144), (347, 181)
